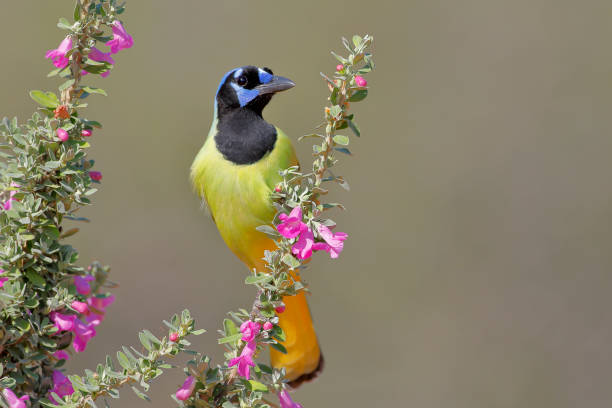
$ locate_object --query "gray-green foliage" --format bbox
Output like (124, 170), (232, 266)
(44, 310), (204, 407)
(0, 0), (127, 404)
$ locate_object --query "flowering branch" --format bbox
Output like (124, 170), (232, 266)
(171, 35), (374, 408)
(47, 310), (204, 408)
(0, 0), (132, 405)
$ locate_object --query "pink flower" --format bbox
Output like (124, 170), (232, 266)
(175, 376), (196, 401)
(74, 275), (95, 295)
(85, 313), (105, 327)
(71, 300), (89, 314)
(263, 322), (273, 331)
(53, 350), (70, 361)
(49, 370), (74, 404)
(169, 332), (179, 342)
(83, 47), (114, 78)
(2, 182), (19, 211)
(0, 269), (8, 288)
(314, 225), (348, 259)
(228, 340), (256, 379)
(45, 36), (72, 69)
(56, 128), (69, 142)
(72, 319), (96, 352)
(291, 224), (315, 259)
(87, 294), (115, 312)
(336, 64), (344, 71)
(2, 389), (29, 408)
(239, 320), (261, 342)
(106, 21), (134, 54)
(81, 129), (92, 137)
(50, 312), (76, 332)
(275, 305), (285, 314)
(355, 75), (367, 87)
(278, 390), (303, 408)
(276, 207), (305, 239)
(89, 171), (102, 182)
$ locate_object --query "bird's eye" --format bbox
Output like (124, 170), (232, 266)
(237, 75), (248, 86)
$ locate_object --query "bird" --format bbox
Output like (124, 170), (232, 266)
(190, 66), (323, 387)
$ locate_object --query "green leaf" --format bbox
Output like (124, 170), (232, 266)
(14, 318), (31, 332)
(116, 352), (131, 370)
(352, 35), (363, 48)
(25, 270), (46, 288)
(57, 17), (72, 30)
(282, 254), (300, 269)
(248, 380), (268, 392)
(141, 329), (161, 345)
(81, 86), (108, 96)
(335, 147), (352, 155)
(245, 273), (273, 285)
(347, 119), (361, 137)
(330, 87), (339, 105)
(257, 363), (273, 375)
(131, 386), (150, 402)
(138, 331), (153, 351)
(270, 342), (287, 354)
(330, 51), (347, 64)
(83, 119), (103, 128)
(333, 135), (350, 145)
(191, 329), (206, 335)
(43, 225), (60, 240)
(74, 2), (81, 21)
(270, 326), (286, 342)
(83, 62), (112, 75)
(329, 105), (342, 118)
(224, 318), (238, 336)
(255, 225), (279, 237)
(217, 333), (242, 344)
(59, 79), (76, 92)
(0, 376), (16, 388)
(30, 90), (59, 108)
(47, 67), (63, 77)
(349, 89), (368, 102)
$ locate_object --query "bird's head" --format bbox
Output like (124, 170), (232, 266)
(215, 66), (295, 118)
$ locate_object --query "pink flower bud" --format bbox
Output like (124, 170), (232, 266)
(336, 64), (344, 71)
(274, 185), (281, 193)
(263, 322), (273, 331)
(355, 75), (367, 87)
(169, 332), (179, 342)
(81, 129), (92, 137)
(89, 171), (102, 181)
(275, 305), (286, 314)
(56, 128), (69, 142)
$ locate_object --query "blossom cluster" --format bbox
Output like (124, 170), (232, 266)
(277, 206), (348, 260)
(174, 319), (302, 407)
(45, 21), (133, 76)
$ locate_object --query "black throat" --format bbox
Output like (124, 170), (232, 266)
(214, 104), (277, 165)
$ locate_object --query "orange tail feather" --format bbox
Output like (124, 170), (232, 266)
(270, 290), (322, 386)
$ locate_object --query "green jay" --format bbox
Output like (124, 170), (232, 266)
(191, 66), (322, 386)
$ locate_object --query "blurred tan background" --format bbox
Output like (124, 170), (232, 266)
(2, 1), (612, 406)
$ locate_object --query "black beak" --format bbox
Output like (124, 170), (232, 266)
(255, 76), (295, 95)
